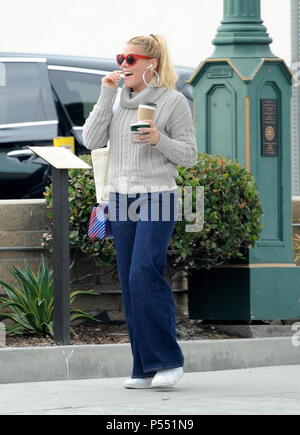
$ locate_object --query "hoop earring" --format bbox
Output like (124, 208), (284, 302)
(143, 69), (160, 87)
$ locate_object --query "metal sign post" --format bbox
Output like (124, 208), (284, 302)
(52, 167), (71, 344)
(29, 147), (91, 345)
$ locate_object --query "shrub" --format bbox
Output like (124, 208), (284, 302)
(43, 153), (263, 276)
(168, 153), (263, 272)
(294, 234), (300, 263)
(0, 256), (99, 336)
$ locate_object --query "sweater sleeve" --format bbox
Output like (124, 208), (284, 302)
(82, 86), (118, 150)
(155, 93), (198, 168)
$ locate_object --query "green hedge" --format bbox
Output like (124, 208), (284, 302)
(170, 153), (263, 272)
(43, 153), (263, 276)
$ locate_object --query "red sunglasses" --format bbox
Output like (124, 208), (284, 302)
(116, 53), (153, 66)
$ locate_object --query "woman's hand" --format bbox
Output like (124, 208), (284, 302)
(138, 120), (160, 146)
(102, 71), (123, 89)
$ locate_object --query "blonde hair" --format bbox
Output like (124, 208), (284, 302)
(127, 34), (178, 90)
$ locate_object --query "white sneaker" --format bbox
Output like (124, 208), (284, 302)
(151, 367), (184, 388)
(123, 377), (154, 389)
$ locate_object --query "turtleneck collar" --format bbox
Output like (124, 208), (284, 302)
(120, 85), (168, 109)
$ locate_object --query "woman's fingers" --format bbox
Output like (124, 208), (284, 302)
(102, 71), (123, 88)
(138, 122), (160, 145)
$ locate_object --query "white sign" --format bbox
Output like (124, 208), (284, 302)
(28, 146), (92, 170)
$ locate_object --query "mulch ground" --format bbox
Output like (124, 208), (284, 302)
(3, 317), (242, 347)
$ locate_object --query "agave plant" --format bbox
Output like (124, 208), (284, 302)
(0, 256), (98, 337)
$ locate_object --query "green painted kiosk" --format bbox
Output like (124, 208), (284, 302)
(188, 0), (300, 320)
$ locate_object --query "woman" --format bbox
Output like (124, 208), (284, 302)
(83, 34), (197, 389)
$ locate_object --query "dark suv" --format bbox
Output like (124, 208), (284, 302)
(0, 53), (193, 199)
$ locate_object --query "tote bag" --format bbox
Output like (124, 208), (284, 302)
(88, 146), (112, 240)
(88, 88), (121, 239)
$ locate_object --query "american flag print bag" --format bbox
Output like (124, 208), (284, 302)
(88, 202), (112, 239)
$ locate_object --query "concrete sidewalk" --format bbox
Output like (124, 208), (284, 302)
(0, 365), (299, 415)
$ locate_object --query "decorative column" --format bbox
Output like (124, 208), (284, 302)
(212, 0), (274, 58)
(188, 0), (300, 321)
(223, 0), (261, 19)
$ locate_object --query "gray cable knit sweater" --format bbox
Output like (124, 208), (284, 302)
(82, 85), (198, 194)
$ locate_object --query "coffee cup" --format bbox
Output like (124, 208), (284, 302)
(131, 122), (151, 145)
(137, 102), (157, 122)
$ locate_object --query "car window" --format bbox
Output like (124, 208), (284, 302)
(49, 70), (103, 127)
(0, 63), (47, 124)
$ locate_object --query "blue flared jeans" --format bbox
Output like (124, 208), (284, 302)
(108, 190), (184, 378)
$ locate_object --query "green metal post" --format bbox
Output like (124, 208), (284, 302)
(212, 0), (274, 58)
(188, 0), (300, 321)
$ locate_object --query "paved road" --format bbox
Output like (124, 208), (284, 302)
(0, 365), (299, 415)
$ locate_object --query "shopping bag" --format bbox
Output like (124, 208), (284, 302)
(88, 202), (112, 239)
